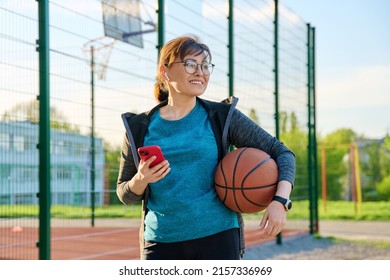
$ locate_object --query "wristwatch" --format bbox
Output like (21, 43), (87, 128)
(272, 196), (293, 211)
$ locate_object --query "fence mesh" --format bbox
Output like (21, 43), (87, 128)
(278, 5), (309, 201)
(1, 0), (312, 259)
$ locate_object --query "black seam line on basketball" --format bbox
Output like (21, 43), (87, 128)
(242, 193), (273, 207)
(242, 157), (273, 183)
(239, 156), (273, 193)
(214, 182), (272, 207)
(220, 161), (228, 203)
(240, 156), (274, 209)
(215, 182), (277, 190)
(232, 148), (248, 213)
(216, 182), (277, 206)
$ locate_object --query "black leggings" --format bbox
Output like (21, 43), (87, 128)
(141, 228), (240, 260)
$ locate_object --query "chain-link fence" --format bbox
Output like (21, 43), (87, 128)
(0, 0), (315, 259)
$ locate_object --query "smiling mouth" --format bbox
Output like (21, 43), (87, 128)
(190, 80), (203, 85)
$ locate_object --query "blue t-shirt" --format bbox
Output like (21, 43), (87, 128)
(143, 101), (238, 243)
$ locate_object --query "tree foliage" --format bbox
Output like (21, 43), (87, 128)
(104, 142), (122, 205)
(279, 111), (308, 199)
(377, 175), (390, 200)
(361, 140), (382, 200)
(376, 135), (390, 200)
(321, 128), (359, 200)
(248, 108), (260, 124)
(2, 99), (80, 133)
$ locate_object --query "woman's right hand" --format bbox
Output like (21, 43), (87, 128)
(128, 156), (170, 195)
(138, 156), (171, 184)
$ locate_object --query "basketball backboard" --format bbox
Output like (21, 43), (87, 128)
(102, 0), (145, 48)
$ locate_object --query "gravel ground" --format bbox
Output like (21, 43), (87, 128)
(242, 234), (390, 260)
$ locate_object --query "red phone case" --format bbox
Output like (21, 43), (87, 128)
(138, 145), (165, 167)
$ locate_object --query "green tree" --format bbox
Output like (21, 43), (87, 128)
(2, 99), (80, 133)
(380, 135), (390, 177)
(377, 175), (390, 200)
(376, 135), (390, 200)
(280, 111), (288, 133)
(361, 140), (382, 200)
(248, 108), (260, 124)
(104, 142), (122, 205)
(321, 128), (359, 200)
(280, 111), (308, 199)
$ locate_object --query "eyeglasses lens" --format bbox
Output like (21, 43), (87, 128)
(184, 61), (213, 75)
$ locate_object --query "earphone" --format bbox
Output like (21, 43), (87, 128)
(164, 73), (170, 81)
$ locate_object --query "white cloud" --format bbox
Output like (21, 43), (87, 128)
(319, 65), (390, 108)
(317, 65), (390, 138)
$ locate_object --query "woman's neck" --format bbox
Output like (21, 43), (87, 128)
(160, 96), (197, 120)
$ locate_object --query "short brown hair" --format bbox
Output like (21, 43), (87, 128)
(154, 35), (212, 102)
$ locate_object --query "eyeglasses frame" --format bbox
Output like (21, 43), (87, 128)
(165, 60), (215, 76)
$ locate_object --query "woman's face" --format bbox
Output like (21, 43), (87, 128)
(165, 52), (211, 98)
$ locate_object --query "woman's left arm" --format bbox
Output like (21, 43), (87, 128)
(257, 180), (292, 238)
(229, 109), (295, 238)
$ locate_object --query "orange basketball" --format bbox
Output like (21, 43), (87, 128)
(214, 147), (278, 213)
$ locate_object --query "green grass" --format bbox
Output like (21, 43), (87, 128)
(0, 204), (142, 219)
(1, 200), (390, 220)
(243, 200), (390, 221)
(309, 234), (390, 250)
(289, 200), (390, 220)
(329, 236), (390, 249)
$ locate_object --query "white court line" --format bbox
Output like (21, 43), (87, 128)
(51, 228), (134, 241)
(69, 247), (139, 260)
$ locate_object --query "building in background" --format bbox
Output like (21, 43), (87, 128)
(0, 121), (105, 206)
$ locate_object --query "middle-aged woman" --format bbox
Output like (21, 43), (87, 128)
(117, 35), (296, 260)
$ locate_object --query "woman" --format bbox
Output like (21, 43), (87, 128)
(117, 35), (295, 260)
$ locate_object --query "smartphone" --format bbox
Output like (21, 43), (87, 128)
(137, 145), (165, 167)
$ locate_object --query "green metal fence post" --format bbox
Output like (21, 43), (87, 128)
(311, 27), (319, 233)
(157, 0), (165, 56)
(228, 0), (234, 98)
(37, 0), (51, 260)
(307, 23), (312, 234)
(274, 0), (282, 245)
(90, 46), (96, 227)
(307, 23), (315, 234)
(274, 0), (279, 142)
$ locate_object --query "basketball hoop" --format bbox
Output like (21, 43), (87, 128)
(122, 20), (156, 39)
(102, 0), (156, 48)
(82, 36), (116, 80)
(81, 0), (156, 80)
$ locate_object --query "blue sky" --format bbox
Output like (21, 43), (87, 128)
(1, 0), (388, 145)
(282, 0), (390, 139)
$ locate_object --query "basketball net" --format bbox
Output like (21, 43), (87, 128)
(82, 36), (116, 80)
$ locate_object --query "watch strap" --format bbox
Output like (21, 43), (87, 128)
(272, 195), (292, 211)
(272, 195), (287, 204)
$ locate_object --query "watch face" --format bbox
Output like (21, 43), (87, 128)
(286, 201), (292, 210)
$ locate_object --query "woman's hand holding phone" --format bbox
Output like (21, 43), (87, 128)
(128, 146), (170, 196)
(136, 145), (170, 183)
(138, 145), (165, 167)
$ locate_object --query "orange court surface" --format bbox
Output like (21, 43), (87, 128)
(0, 221), (307, 260)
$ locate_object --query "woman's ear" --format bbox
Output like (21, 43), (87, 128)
(160, 64), (170, 81)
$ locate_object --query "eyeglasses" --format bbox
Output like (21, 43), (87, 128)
(167, 60), (215, 76)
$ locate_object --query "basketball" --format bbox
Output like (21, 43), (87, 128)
(214, 147), (278, 213)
